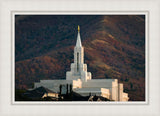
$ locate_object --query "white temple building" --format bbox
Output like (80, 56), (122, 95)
(34, 26), (129, 101)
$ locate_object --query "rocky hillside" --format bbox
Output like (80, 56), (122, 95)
(15, 15), (145, 101)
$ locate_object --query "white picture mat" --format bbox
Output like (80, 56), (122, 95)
(11, 11), (148, 105)
(0, 0), (160, 116)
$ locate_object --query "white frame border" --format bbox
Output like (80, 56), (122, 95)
(12, 11), (149, 105)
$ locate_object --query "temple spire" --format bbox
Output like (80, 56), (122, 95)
(78, 25), (80, 32)
(76, 25), (82, 47)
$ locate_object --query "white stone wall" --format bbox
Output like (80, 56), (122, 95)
(74, 88), (102, 97)
(82, 79), (116, 88)
(73, 87), (110, 99)
(122, 93), (129, 101)
(66, 72), (72, 80)
(111, 80), (118, 101)
(101, 88), (110, 99)
(80, 79), (119, 101)
(83, 64), (87, 71)
(74, 47), (84, 64)
(72, 79), (82, 89)
(34, 78), (129, 101)
(118, 83), (123, 101)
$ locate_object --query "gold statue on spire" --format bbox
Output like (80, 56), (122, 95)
(78, 25), (80, 32)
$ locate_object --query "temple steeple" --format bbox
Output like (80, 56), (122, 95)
(76, 25), (82, 47)
(78, 25), (80, 32)
(74, 25), (84, 65)
(66, 26), (92, 81)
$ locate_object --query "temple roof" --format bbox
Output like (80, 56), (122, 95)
(76, 25), (82, 47)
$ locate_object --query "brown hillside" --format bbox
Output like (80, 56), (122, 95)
(15, 15), (145, 101)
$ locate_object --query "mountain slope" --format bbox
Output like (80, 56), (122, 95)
(15, 15), (145, 101)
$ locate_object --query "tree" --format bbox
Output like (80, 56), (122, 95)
(130, 82), (133, 89)
(105, 69), (113, 79)
(66, 84), (68, 95)
(70, 84), (72, 93)
(59, 84), (62, 95)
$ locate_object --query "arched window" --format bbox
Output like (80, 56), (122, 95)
(77, 52), (79, 72)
